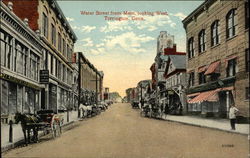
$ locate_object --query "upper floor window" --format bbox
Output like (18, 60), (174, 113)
(245, 2), (249, 29)
(188, 37), (194, 59)
(58, 33), (61, 52)
(227, 58), (237, 77)
(198, 72), (206, 84)
(42, 13), (48, 38)
(246, 49), (249, 72)
(226, 9), (237, 39)
(198, 29), (206, 53)
(211, 20), (220, 46)
(188, 72), (195, 87)
(51, 24), (56, 46)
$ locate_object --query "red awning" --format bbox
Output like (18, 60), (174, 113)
(188, 89), (220, 103)
(187, 92), (201, 97)
(221, 86), (234, 91)
(204, 61), (220, 75)
(198, 65), (208, 73)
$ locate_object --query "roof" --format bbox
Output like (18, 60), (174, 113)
(169, 55), (186, 69)
(160, 55), (169, 61)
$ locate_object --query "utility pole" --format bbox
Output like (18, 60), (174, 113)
(78, 52), (81, 118)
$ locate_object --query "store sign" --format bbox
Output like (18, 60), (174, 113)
(40, 70), (49, 84)
(0, 73), (40, 90)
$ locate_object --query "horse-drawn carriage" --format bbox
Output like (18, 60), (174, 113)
(14, 110), (64, 145)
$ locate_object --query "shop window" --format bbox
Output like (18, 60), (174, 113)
(1, 80), (8, 115)
(198, 72), (206, 84)
(211, 20), (220, 46)
(188, 37), (194, 59)
(8, 82), (17, 114)
(227, 58), (237, 77)
(198, 29), (206, 53)
(226, 9), (237, 39)
(246, 87), (250, 100)
(246, 49), (249, 72)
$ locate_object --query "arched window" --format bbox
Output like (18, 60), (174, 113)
(198, 29), (206, 53)
(211, 20), (220, 46)
(188, 37), (194, 59)
(226, 9), (237, 39)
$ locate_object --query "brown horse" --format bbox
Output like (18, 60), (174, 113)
(14, 113), (40, 145)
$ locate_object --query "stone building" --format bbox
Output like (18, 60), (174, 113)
(182, 0), (249, 120)
(2, 0), (78, 112)
(0, 2), (44, 122)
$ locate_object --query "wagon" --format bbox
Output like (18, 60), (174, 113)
(30, 110), (64, 138)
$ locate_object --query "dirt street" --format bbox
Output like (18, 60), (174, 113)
(2, 103), (249, 158)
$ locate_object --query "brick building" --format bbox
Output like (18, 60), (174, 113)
(182, 0), (249, 120)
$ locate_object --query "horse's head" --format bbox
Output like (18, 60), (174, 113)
(14, 112), (23, 124)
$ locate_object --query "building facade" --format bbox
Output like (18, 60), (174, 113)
(2, 0), (78, 113)
(183, 0), (249, 120)
(0, 2), (44, 122)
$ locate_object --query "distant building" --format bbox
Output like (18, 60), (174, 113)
(183, 0), (249, 120)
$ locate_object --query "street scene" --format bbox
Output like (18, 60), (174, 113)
(1, 0), (249, 158)
(2, 103), (249, 158)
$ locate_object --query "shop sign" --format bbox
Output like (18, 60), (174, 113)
(0, 73), (40, 90)
(40, 70), (49, 83)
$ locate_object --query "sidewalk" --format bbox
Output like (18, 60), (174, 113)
(1, 110), (79, 152)
(162, 114), (249, 135)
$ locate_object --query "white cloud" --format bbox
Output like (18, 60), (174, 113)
(105, 32), (154, 53)
(81, 25), (96, 33)
(81, 38), (94, 47)
(100, 20), (132, 33)
(66, 17), (74, 22)
(171, 12), (187, 20)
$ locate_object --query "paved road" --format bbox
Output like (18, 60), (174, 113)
(2, 103), (249, 158)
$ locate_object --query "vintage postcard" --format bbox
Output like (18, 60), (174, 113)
(1, 0), (249, 158)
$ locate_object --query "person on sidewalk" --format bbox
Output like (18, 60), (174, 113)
(229, 103), (239, 130)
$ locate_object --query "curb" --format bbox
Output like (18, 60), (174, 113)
(162, 118), (249, 136)
(1, 119), (79, 153)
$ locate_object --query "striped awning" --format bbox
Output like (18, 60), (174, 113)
(204, 61), (220, 75)
(188, 89), (219, 103)
(198, 65), (208, 73)
(187, 92), (201, 97)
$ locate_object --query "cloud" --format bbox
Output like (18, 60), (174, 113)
(81, 25), (96, 33)
(81, 38), (94, 47)
(66, 17), (74, 22)
(100, 20), (132, 33)
(105, 32), (154, 53)
(170, 12), (187, 20)
(134, 15), (176, 31)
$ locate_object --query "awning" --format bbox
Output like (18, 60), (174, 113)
(225, 56), (237, 68)
(187, 92), (201, 97)
(188, 89), (220, 103)
(198, 65), (208, 73)
(204, 61), (220, 75)
(221, 86), (234, 91)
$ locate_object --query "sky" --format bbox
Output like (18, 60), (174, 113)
(57, 1), (204, 97)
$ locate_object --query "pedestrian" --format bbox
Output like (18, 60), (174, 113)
(229, 103), (239, 130)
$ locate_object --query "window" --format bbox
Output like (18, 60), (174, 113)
(226, 9), (237, 39)
(211, 20), (220, 46)
(63, 39), (66, 56)
(246, 2), (249, 29)
(58, 33), (61, 52)
(198, 29), (206, 53)
(188, 37), (194, 59)
(198, 72), (206, 84)
(50, 55), (53, 75)
(188, 72), (195, 87)
(227, 58), (237, 77)
(246, 49), (249, 72)
(43, 13), (48, 38)
(30, 51), (39, 81)
(246, 87), (250, 100)
(15, 41), (27, 75)
(51, 24), (56, 46)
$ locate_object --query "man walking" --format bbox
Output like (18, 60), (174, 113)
(229, 103), (239, 130)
